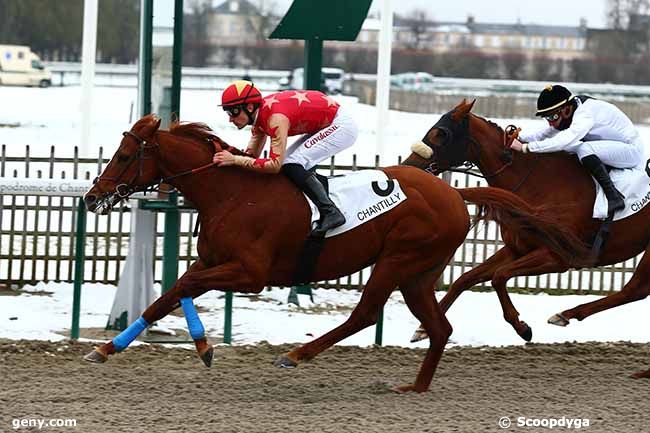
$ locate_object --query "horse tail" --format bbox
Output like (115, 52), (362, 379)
(457, 187), (590, 266)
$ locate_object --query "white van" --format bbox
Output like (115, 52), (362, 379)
(279, 67), (345, 94)
(0, 45), (52, 87)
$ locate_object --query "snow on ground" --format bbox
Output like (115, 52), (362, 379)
(2, 282), (649, 349)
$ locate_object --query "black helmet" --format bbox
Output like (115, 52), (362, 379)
(535, 84), (572, 116)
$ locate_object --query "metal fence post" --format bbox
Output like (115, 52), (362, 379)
(71, 198), (87, 340)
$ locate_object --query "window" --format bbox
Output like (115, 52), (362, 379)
(18, 51), (25, 59)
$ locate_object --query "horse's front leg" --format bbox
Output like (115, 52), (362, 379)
(84, 258), (270, 365)
(491, 248), (569, 341)
(410, 247), (516, 343)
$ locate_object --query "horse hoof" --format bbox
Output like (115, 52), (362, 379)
(83, 349), (107, 363)
(392, 384), (415, 394)
(630, 369), (650, 379)
(519, 323), (533, 342)
(548, 313), (570, 327)
(274, 355), (298, 369)
(199, 346), (214, 368)
(410, 328), (427, 343)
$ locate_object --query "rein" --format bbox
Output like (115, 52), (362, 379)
(425, 119), (538, 192)
(95, 130), (225, 198)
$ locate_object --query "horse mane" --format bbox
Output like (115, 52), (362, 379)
(471, 112), (504, 135)
(168, 120), (247, 156)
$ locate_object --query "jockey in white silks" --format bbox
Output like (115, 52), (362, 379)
(510, 84), (645, 217)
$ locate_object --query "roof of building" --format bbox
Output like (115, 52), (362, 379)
(212, 0), (259, 15)
(390, 15), (587, 38)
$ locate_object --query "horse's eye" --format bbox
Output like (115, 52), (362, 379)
(117, 154), (129, 163)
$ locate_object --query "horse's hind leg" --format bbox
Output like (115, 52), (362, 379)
(275, 260), (400, 368)
(490, 248), (568, 341)
(411, 246), (516, 342)
(397, 260), (453, 393)
(552, 249), (650, 326)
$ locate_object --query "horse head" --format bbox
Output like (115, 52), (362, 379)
(84, 114), (162, 214)
(404, 99), (513, 177)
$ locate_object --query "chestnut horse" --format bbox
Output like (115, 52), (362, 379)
(403, 100), (650, 378)
(82, 115), (591, 392)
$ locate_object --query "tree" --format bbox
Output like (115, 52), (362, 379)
(500, 51), (527, 80)
(402, 9), (432, 50)
(97, 0), (139, 63)
(243, 0), (279, 69)
(184, 0), (212, 66)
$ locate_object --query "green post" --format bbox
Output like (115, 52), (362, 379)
(304, 39), (323, 91)
(224, 291), (233, 344)
(161, 191), (180, 293)
(374, 308), (384, 346)
(71, 199), (87, 340)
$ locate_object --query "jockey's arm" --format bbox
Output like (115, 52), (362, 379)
(244, 127), (267, 157)
(232, 113), (289, 174)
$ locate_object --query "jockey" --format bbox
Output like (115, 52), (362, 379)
(511, 84), (645, 217)
(213, 80), (359, 238)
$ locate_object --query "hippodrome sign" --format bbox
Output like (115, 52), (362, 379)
(0, 177), (92, 339)
(0, 177), (92, 197)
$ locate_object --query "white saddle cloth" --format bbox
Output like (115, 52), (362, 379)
(593, 146), (650, 220)
(306, 170), (408, 238)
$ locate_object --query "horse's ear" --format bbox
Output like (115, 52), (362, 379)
(153, 116), (161, 131)
(452, 98), (475, 120)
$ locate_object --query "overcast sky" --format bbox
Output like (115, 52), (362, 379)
(272, 0), (608, 28)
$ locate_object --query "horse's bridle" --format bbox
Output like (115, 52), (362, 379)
(93, 130), (226, 199)
(93, 130), (161, 198)
(422, 115), (538, 191)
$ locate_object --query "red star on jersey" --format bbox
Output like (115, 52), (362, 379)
(263, 96), (280, 110)
(252, 149), (281, 168)
(268, 125), (279, 138)
(269, 148), (281, 161)
(321, 94), (338, 107)
(253, 158), (268, 168)
(290, 91), (311, 106)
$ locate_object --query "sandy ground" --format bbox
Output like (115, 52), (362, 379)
(1, 339), (649, 433)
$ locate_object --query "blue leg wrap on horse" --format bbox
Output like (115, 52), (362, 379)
(180, 297), (205, 340)
(112, 316), (149, 352)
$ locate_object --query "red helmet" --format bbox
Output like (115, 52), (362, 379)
(221, 80), (262, 108)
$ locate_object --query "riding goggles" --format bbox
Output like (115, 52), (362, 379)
(224, 105), (243, 118)
(543, 112), (561, 122)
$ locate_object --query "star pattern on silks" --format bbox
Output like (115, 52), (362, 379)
(263, 95), (280, 110)
(252, 148), (281, 168)
(290, 91), (311, 106)
(268, 125), (279, 138)
(321, 94), (338, 107)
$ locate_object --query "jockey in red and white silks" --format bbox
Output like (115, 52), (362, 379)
(236, 89), (357, 172)
(214, 80), (359, 237)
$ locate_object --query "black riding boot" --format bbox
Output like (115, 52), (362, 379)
(581, 154), (625, 216)
(282, 163), (346, 238)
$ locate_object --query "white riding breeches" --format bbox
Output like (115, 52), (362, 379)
(283, 106), (359, 170)
(565, 140), (645, 168)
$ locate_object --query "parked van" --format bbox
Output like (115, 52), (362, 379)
(0, 45), (52, 87)
(279, 67), (345, 94)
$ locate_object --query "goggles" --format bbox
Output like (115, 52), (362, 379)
(543, 112), (561, 122)
(224, 106), (243, 118)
